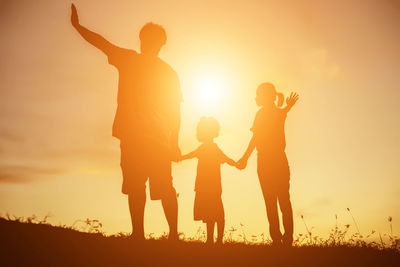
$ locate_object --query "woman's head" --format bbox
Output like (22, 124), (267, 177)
(197, 116), (220, 143)
(256, 82), (284, 107)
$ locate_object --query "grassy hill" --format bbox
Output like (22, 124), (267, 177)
(0, 217), (399, 266)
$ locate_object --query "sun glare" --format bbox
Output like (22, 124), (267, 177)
(198, 76), (222, 104)
(191, 69), (230, 115)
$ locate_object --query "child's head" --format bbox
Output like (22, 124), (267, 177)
(196, 116), (220, 143)
(255, 82), (284, 107)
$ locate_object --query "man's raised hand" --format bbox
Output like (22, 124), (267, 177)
(71, 4), (79, 27)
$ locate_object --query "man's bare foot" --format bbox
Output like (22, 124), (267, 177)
(129, 233), (145, 242)
(168, 232), (179, 242)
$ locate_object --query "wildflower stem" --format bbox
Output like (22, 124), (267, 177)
(347, 208), (360, 234)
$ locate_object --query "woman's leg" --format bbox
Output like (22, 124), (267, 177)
(263, 192), (282, 244)
(259, 176), (282, 244)
(278, 182), (293, 246)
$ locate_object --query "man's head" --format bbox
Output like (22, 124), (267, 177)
(139, 22), (167, 56)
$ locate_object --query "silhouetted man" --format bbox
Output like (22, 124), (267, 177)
(71, 4), (182, 240)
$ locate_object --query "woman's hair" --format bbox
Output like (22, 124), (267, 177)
(196, 116), (220, 142)
(257, 82), (284, 107)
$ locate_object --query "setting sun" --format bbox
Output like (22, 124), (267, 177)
(197, 76), (222, 105)
(189, 67), (232, 115)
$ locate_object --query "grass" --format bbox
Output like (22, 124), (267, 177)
(0, 213), (399, 266)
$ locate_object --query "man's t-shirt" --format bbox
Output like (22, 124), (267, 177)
(251, 107), (287, 156)
(107, 47), (182, 147)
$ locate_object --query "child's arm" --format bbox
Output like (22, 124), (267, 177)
(217, 147), (239, 168)
(180, 149), (198, 161)
(223, 155), (238, 168)
(237, 135), (256, 170)
(283, 92), (299, 113)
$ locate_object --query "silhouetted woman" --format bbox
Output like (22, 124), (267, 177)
(238, 83), (299, 246)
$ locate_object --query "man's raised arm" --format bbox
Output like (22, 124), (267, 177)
(71, 4), (117, 55)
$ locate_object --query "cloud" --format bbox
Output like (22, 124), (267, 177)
(0, 130), (24, 143)
(313, 197), (332, 207)
(41, 147), (118, 161)
(304, 48), (341, 80)
(0, 173), (30, 184)
(0, 165), (65, 184)
(295, 209), (317, 219)
(295, 197), (333, 218)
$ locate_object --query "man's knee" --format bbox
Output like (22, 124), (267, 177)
(161, 186), (177, 201)
(128, 187), (147, 202)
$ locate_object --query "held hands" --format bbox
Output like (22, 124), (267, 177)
(236, 157), (248, 170)
(286, 92), (299, 109)
(71, 4), (79, 27)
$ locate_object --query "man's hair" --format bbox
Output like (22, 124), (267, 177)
(139, 22), (167, 47)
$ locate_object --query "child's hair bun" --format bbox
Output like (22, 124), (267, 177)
(276, 92), (284, 107)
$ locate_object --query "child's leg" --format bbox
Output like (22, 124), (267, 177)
(206, 221), (215, 243)
(216, 219), (225, 244)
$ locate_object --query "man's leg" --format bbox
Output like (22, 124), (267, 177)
(120, 141), (147, 240)
(128, 190), (146, 240)
(278, 183), (293, 246)
(161, 189), (178, 239)
(153, 149), (178, 240)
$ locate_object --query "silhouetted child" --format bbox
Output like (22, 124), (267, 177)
(238, 83), (299, 246)
(180, 117), (238, 244)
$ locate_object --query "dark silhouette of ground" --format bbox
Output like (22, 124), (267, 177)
(1, 218), (399, 266)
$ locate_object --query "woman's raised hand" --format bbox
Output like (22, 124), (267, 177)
(286, 92), (299, 108)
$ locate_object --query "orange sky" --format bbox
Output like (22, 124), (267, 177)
(0, 0), (399, 241)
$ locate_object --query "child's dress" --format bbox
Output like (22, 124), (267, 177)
(193, 142), (228, 222)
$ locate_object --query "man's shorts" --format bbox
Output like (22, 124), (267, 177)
(120, 139), (176, 200)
